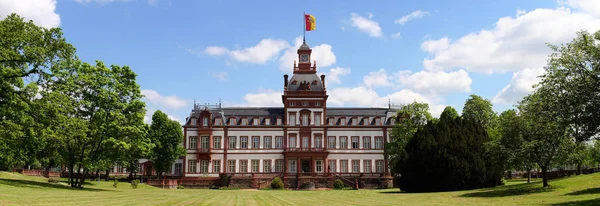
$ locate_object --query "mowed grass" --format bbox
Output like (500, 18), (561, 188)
(1, 172), (600, 206)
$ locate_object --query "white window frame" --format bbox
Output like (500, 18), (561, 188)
(315, 160), (323, 172)
(212, 160), (221, 173)
(275, 136), (283, 148)
(264, 136), (272, 149)
(289, 160), (297, 173)
(289, 114), (296, 126)
(228, 136), (236, 149)
(289, 136), (297, 148)
(189, 136), (197, 149)
(188, 160), (197, 173)
(214, 136), (221, 149)
(201, 160), (209, 173)
(263, 160), (272, 173)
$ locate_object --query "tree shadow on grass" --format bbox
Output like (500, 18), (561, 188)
(0, 178), (109, 192)
(379, 190), (404, 194)
(564, 188), (600, 196)
(459, 183), (558, 198)
(551, 197), (600, 206)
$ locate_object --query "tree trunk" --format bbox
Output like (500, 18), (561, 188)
(577, 164), (581, 175)
(105, 169), (110, 181)
(77, 168), (89, 188)
(527, 169), (531, 183)
(507, 170), (512, 179)
(541, 166), (548, 187)
(68, 164), (74, 186)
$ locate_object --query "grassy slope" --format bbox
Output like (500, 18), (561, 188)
(1, 172), (599, 206)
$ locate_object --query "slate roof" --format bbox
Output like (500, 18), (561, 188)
(287, 73), (324, 91)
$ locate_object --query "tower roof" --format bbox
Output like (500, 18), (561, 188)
(299, 41), (311, 50)
(286, 73), (324, 91)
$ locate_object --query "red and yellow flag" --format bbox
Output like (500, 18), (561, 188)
(305, 14), (316, 31)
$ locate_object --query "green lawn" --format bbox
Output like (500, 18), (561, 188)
(1, 172), (599, 206)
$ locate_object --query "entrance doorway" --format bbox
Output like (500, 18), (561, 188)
(301, 160), (310, 173)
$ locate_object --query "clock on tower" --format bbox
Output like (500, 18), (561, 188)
(300, 54), (309, 63)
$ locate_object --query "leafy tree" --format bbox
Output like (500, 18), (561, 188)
(41, 60), (145, 188)
(385, 101), (432, 175)
(148, 110), (184, 179)
(398, 117), (503, 192)
(462, 94), (497, 130)
(440, 106), (459, 122)
(497, 109), (536, 182)
(537, 30), (600, 174)
(0, 13), (75, 170)
(518, 87), (568, 187)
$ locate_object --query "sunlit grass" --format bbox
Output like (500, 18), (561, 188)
(1, 171), (599, 205)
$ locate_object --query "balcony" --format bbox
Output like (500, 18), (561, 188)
(283, 147), (328, 156)
(284, 148), (326, 152)
(196, 147), (211, 160)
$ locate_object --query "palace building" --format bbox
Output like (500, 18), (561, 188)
(179, 40), (398, 188)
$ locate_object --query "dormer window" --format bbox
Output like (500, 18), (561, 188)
(230, 118), (236, 125)
(215, 118), (221, 126)
(253, 118), (259, 126)
(291, 80), (298, 85)
(375, 118), (381, 125)
(265, 118), (271, 126)
(277, 117), (282, 125)
(353, 118), (358, 126)
(191, 118), (197, 125)
(242, 118), (248, 125)
(203, 117), (209, 126)
(340, 118), (346, 126)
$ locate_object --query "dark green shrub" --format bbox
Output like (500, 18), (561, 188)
(47, 177), (59, 183)
(333, 179), (344, 189)
(398, 117), (503, 192)
(177, 185), (185, 189)
(113, 179), (118, 188)
(270, 177), (284, 189)
(130, 179), (139, 189)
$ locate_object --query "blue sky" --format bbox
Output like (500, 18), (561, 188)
(3, 0), (600, 123)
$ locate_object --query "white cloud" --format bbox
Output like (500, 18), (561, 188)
(395, 10), (430, 25)
(204, 46), (229, 56)
(561, 0), (600, 16)
(420, 37), (449, 53)
(422, 7), (600, 73)
(328, 86), (380, 106)
(391, 32), (402, 39)
(0, 0), (60, 29)
(327, 86), (446, 117)
(349, 13), (383, 38)
(492, 68), (545, 105)
(148, 0), (158, 6)
(142, 89), (188, 110)
(210, 71), (228, 81)
(396, 69), (472, 95)
(279, 36), (336, 72)
(242, 89), (283, 107)
(229, 39), (289, 64)
(364, 69), (392, 88)
(325, 67), (351, 84)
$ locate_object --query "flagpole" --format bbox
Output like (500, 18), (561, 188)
(303, 12), (306, 43)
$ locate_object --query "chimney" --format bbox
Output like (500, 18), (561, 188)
(320, 74), (326, 88)
(284, 74), (289, 89)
